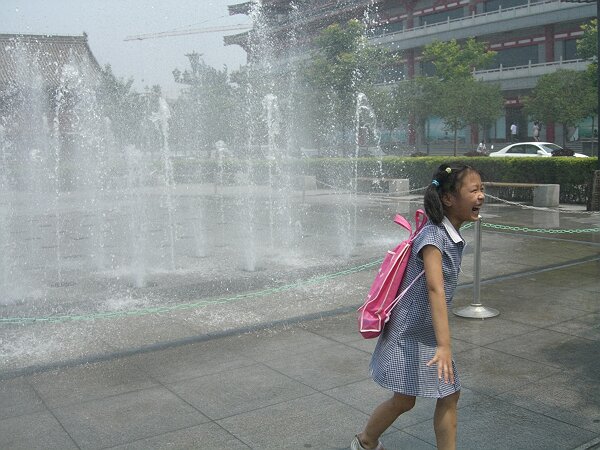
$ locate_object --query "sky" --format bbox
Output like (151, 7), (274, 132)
(1, 0), (249, 97)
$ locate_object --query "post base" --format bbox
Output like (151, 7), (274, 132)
(453, 304), (499, 319)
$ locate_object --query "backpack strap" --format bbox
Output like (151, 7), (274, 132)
(388, 210), (428, 310)
(394, 209), (428, 239)
(393, 214), (412, 233)
(414, 209), (427, 235)
(390, 269), (424, 310)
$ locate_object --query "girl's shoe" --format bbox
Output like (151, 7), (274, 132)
(350, 435), (384, 450)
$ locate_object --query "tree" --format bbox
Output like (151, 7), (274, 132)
(577, 19), (598, 134)
(170, 52), (237, 155)
(96, 64), (145, 147)
(228, 65), (262, 154)
(369, 77), (438, 151)
(463, 80), (504, 144)
(524, 69), (597, 145)
(301, 19), (395, 153)
(577, 19), (597, 64)
(434, 78), (468, 155)
(422, 38), (496, 81)
(421, 38), (500, 154)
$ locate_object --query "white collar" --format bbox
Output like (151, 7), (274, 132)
(442, 217), (464, 244)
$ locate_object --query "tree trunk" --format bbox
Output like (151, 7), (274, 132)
(453, 129), (458, 156)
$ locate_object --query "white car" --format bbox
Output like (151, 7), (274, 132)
(489, 142), (589, 158)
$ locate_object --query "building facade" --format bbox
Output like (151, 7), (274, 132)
(225, 0), (596, 153)
(0, 33), (104, 188)
(0, 33), (103, 110)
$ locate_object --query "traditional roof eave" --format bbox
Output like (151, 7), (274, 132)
(223, 31), (251, 52)
(226, 0), (379, 45)
(0, 33), (104, 92)
(228, 0), (291, 15)
(228, 2), (253, 15)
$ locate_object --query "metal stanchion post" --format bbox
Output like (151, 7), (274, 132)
(453, 216), (499, 319)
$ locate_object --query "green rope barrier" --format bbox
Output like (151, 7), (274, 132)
(0, 259), (383, 326)
(1, 221), (596, 326)
(482, 223), (600, 234)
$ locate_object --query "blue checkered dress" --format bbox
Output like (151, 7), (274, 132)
(370, 217), (465, 398)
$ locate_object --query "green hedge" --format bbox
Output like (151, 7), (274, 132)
(398, 157), (597, 205)
(308, 156), (597, 205)
(172, 156), (598, 205)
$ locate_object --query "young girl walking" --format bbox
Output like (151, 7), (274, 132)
(352, 163), (485, 450)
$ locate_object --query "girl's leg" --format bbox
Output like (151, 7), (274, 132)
(358, 393), (416, 449)
(434, 390), (460, 450)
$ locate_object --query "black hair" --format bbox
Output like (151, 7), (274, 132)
(424, 163), (480, 225)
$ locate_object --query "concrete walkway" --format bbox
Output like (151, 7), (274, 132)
(1, 201), (599, 449)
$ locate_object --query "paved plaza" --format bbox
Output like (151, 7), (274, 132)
(1, 190), (599, 449)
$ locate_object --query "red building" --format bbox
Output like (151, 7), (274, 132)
(225, 0), (596, 154)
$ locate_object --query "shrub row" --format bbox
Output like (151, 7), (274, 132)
(171, 156), (598, 205)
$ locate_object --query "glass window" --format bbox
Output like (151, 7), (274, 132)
(489, 115), (506, 140)
(378, 65), (405, 83)
(575, 116), (594, 138)
(387, 21), (404, 33)
(492, 45), (539, 68)
(370, 25), (386, 36)
(370, 21), (403, 36)
(421, 8), (464, 26)
(540, 143), (562, 152)
(420, 60), (436, 77)
(427, 117), (467, 141)
(523, 144), (540, 155)
(564, 39), (578, 60)
(507, 145), (525, 154)
(485, 0), (529, 12)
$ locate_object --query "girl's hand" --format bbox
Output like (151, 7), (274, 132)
(427, 346), (454, 384)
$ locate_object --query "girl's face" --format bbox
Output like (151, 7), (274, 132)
(443, 171), (485, 230)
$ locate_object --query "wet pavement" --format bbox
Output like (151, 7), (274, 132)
(1, 192), (599, 449)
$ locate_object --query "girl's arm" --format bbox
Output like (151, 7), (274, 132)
(421, 244), (454, 384)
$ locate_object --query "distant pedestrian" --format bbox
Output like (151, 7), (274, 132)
(351, 164), (485, 450)
(533, 122), (540, 141)
(476, 141), (486, 153)
(510, 122), (518, 142)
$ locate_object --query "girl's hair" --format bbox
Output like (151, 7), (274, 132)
(424, 163), (480, 225)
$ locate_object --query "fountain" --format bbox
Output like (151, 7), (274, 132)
(0, 6), (419, 375)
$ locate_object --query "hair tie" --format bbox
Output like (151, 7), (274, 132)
(431, 179), (440, 187)
(445, 167), (452, 174)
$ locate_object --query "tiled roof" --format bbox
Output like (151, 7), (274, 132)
(228, 2), (253, 15)
(0, 33), (103, 91)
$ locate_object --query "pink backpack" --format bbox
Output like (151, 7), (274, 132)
(358, 209), (427, 339)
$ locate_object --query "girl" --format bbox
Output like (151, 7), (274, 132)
(352, 163), (485, 450)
